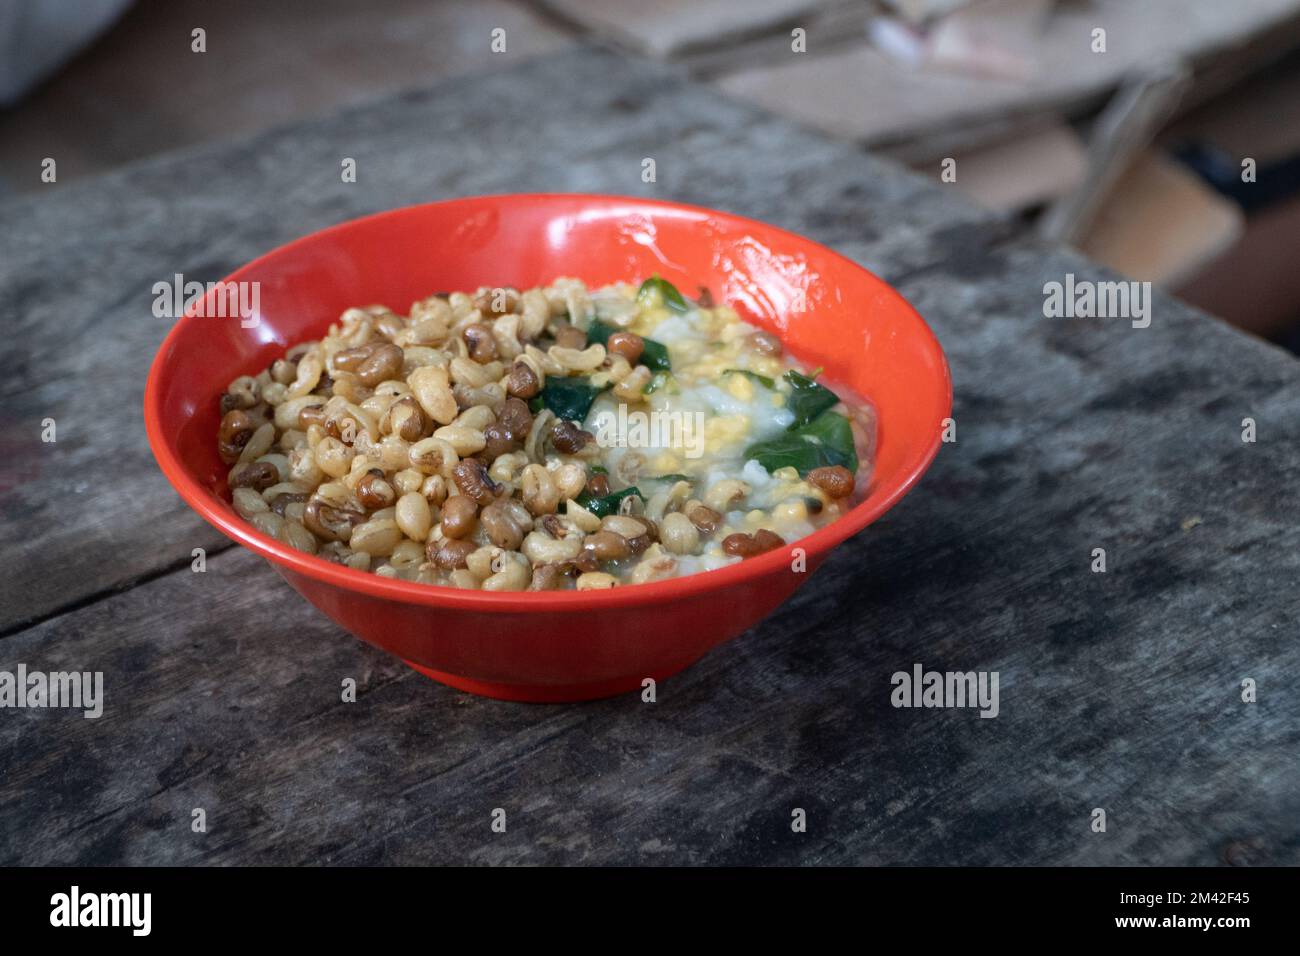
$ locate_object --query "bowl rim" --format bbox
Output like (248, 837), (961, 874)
(144, 193), (951, 612)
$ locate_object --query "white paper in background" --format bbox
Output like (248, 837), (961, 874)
(0, 0), (133, 106)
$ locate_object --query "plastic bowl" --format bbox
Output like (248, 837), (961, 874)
(145, 195), (950, 701)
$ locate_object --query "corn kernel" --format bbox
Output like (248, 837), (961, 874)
(727, 373), (754, 402)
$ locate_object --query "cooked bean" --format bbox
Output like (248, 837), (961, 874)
(553, 323), (586, 350)
(606, 331), (644, 363)
(522, 530), (581, 565)
(382, 395), (426, 441)
(433, 424), (487, 457)
(356, 469), (397, 509)
(704, 479), (749, 514)
(496, 397), (533, 440)
(349, 517), (403, 556)
(429, 537), (476, 570)
(807, 465), (855, 499)
(528, 562), (568, 591)
(232, 487), (269, 519)
(583, 530), (630, 561)
(685, 501), (722, 534)
(439, 494), (479, 539)
(298, 404), (327, 429)
(332, 343), (377, 372)
(551, 420), (593, 454)
(408, 436), (458, 476)
(481, 422), (517, 463)
(395, 492), (433, 541)
(270, 358), (297, 385)
(452, 458), (500, 505)
(506, 361), (541, 399)
(576, 571), (618, 590)
(230, 461), (278, 491)
(553, 463), (587, 500)
(269, 492), (309, 517)
(722, 528), (786, 558)
(303, 497), (365, 542)
(480, 501), (524, 550)
(659, 512), (700, 555)
(586, 473), (611, 498)
(463, 323), (498, 362)
(279, 519), (318, 554)
(218, 409), (258, 463)
(482, 553), (530, 591)
(314, 436), (354, 479)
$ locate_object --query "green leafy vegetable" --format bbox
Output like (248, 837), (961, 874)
(588, 464), (608, 476)
(571, 486), (642, 518)
(725, 369), (775, 389)
(636, 276), (690, 314)
(539, 376), (605, 422)
(744, 410), (858, 477)
(784, 369), (840, 429)
(587, 318), (672, 372)
(643, 474), (691, 483)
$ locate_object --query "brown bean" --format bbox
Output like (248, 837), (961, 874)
(541, 514), (568, 539)
(606, 331), (644, 364)
(269, 492), (309, 516)
(452, 458), (500, 505)
(528, 563), (567, 591)
(332, 343), (379, 372)
(429, 538), (476, 570)
(439, 494), (479, 539)
(551, 420), (593, 454)
(685, 502), (722, 534)
(218, 409), (258, 463)
(807, 465), (854, 499)
(383, 395), (426, 441)
(356, 469), (396, 509)
(497, 397), (533, 440)
(229, 461), (278, 492)
(553, 323), (586, 349)
(573, 549), (601, 573)
(697, 287), (715, 308)
(298, 404), (327, 429)
(506, 361), (541, 399)
(355, 343), (404, 387)
(480, 502), (524, 550)
(481, 423), (517, 462)
(463, 323), (497, 362)
(722, 529), (785, 559)
(302, 498), (365, 542)
(583, 531), (630, 561)
(586, 473), (611, 498)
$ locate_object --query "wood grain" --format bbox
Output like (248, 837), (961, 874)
(1, 50), (1297, 866)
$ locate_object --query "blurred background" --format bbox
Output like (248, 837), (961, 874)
(4, 0), (1300, 351)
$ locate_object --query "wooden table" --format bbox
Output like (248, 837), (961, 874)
(1, 50), (1296, 866)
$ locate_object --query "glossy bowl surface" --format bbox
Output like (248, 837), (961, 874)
(145, 194), (951, 701)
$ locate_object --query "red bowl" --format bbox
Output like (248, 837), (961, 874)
(145, 195), (950, 702)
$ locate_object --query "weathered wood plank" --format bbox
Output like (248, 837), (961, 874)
(0, 47), (1003, 634)
(2, 241), (1296, 865)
